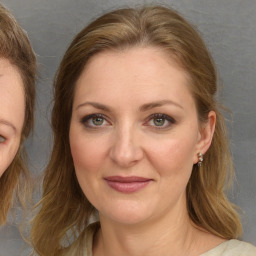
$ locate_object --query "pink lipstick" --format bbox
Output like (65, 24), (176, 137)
(104, 176), (152, 193)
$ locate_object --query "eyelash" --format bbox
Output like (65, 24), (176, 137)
(80, 114), (110, 128)
(146, 113), (176, 129)
(80, 113), (176, 130)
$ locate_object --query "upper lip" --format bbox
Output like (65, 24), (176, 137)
(104, 176), (152, 183)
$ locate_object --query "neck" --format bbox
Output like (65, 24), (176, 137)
(93, 198), (211, 256)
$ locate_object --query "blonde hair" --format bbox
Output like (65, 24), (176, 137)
(31, 5), (242, 255)
(0, 4), (37, 225)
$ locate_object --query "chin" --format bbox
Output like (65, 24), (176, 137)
(98, 201), (154, 226)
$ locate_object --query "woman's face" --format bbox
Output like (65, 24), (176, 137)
(69, 47), (215, 225)
(0, 58), (25, 177)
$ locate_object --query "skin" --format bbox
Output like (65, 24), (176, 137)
(0, 58), (25, 177)
(69, 47), (223, 256)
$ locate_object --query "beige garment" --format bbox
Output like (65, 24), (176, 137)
(201, 239), (256, 256)
(64, 222), (256, 256)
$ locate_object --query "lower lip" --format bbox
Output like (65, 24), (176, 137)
(105, 180), (151, 193)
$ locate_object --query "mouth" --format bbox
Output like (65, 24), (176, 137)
(104, 176), (153, 193)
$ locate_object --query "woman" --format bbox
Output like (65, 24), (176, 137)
(31, 5), (256, 255)
(0, 4), (36, 225)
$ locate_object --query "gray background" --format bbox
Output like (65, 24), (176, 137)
(0, 0), (255, 255)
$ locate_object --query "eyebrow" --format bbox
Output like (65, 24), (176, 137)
(0, 119), (16, 132)
(139, 100), (183, 111)
(76, 99), (183, 112)
(76, 102), (112, 111)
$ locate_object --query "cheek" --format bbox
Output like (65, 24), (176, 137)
(0, 140), (20, 177)
(145, 136), (197, 205)
(69, 131), (107, 177)
(69, 130), (109, 205)
(146, 133), (197, 178)
(70, 139), (94, 174)
(0, 151), (9, 177)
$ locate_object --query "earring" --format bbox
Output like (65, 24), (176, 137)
(198, 152), (203, 167)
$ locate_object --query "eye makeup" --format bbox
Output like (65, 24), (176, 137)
(80, 113), (111, 129)
(79, 111), (177, 131)
(144, 113), (176, 130)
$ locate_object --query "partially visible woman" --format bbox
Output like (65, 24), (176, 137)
(0, 4), (37, 225)
(31, 5), (256, 256)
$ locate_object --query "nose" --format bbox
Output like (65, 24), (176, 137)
(109, 123), (144, 168)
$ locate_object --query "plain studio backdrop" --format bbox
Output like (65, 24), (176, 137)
(0, 0), (255, 255)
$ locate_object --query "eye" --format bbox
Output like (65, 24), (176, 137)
(147, 114), (176, 129)
(0, 135), (6, 143)
(153, 117), (166, 127)
(80, 114), (110, 128)
(91, 116), (104, 126)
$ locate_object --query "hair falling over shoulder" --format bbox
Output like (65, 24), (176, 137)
(31, 5), (242, 255)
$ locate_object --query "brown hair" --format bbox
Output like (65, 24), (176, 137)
(31, 5), (241, 255)
(0, 4), (37, 224)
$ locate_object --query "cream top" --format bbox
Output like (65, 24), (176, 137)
(201, 239), (256, 256)
(64, 222), (256, 256)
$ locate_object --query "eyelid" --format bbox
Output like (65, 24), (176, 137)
(150, 113), (176, 123)
(145, 113), (176, 129)
(80, 113), (111, 128)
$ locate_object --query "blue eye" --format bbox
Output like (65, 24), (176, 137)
(80, 114), (109, 128)
(148, 114), (176, 129)
(0, 135), (6, 143)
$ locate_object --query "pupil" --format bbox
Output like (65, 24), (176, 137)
(93, 117), (103, 125)
(154, 118), (165, 126)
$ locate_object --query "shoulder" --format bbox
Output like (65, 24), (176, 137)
(63, 222), (100, 256)
(201, 239), (256, 256)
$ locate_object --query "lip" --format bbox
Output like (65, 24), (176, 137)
(104, 176), (152, 193)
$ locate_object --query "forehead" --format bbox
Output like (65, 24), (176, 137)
(74, 47), (194, 105)
(84, 46), (186, 77)
(0, 58), (25, 132)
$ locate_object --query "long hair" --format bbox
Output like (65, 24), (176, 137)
(31, 5), (241, 255)
(0, 4), (37, 225)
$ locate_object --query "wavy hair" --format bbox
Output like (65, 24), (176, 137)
(31, 5), (241, 255)
(0, 4), (37, 225)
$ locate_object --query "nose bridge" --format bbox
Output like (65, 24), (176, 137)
(110, 119), (143, 166)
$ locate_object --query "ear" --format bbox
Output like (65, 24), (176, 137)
(193, 111), (216, 164)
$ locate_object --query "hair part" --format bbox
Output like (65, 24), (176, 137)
(31, 5), (241, 255)
(0, 4), (37, 225)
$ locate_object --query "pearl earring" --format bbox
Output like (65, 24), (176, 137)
(198, 152), (203, 167)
